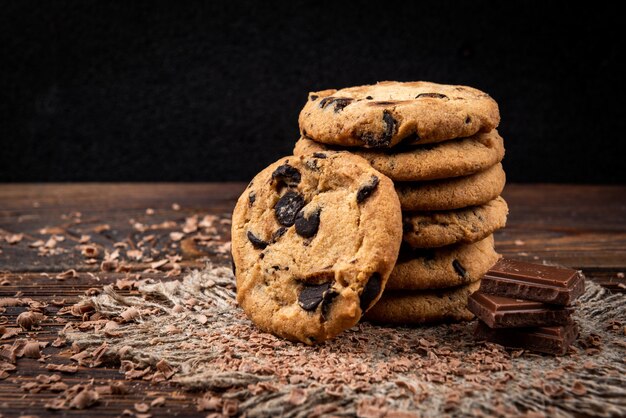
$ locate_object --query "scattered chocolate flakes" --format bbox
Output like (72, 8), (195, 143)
(156, 358), (176, 379)
(571, 380), (587, 396)
(4, 233), (24, 244)
(0, 326), (20, 340)
(151, 396), (166, 407)
(16, 311), (44, 330)
(53, 266), (626, 416)
(68, 385), (100, 409)
(80, 245), (99, 258)
(287, 388), (308, 405)
(222, 399), (239, 417)
(46, 363), (79, 373)
(135, 402), (150, 413)
(120, 307), (140, 323)
(56, 269), (78, 280)
(150, 259), (169, 270)
(170, 231), (185, 242)
(22, 341), (43, 358)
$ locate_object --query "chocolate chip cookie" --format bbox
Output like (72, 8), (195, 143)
(231, 153), (402, 344)
(294, 130), (505, 182)
(403, 197), (508, 248)
(364, 281), (481, 324)
(396, 163), (506, 211)
(387, 235), (500, 290)
(299, 81), (500, 148)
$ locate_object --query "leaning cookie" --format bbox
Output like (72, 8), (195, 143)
(387, 235), (500, 290)
(364, 281), (481, 324)
(299, 81), (500, 148)
(396, 163), (506, 211)
(231, 152), (402, 345)
(403, 197), (508, 248)
(294, 130), (505, 182)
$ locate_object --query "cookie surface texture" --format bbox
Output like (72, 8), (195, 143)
(294, 130), (505, 182)
(299, 81), (500, 148)
(403, 197), (508, 248)
(387, 235), (500, 290)
(396, 163), (506, 211)
(231, 153), (402, 344)
(364, 281), (481, 324)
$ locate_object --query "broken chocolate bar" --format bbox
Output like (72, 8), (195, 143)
(474, 321), (578, 355)
(480, 258), (584, 305)
(468, 292), (573, 328)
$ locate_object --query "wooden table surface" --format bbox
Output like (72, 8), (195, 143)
(1, 183), (625, 417)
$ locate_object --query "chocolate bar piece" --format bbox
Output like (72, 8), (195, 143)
(480, 258), (585, 305)
(474, 321), (579, 355)
(468, 292), (573, 328)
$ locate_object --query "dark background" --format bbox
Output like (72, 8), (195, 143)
(1, 1), (624, 183)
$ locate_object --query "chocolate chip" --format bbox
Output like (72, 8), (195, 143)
(319, 97), (353, 112)
(415, 92), (449, 99)
(299, 282), (331, 311)
(465, 116), (472, 124)
(248, 191), (256, 206)
(230, 250), (236, 276)
(295, 208), (321, 238)
(332, 98), (353, 112)
(365, 96), (373, 100)
(272, 227), (288, 241)
(274, 191), (305, 226)
(247, 231), (268, 249)
(310, 94), (318, 101)
(321, 290), (338, 321)
(312, 152), (327, 159)
(382, 110), (397, 142)
(360, 273), (382, 311)
(453, 259), (467, 278)
(272, 164), (301, 188)
(357, 175), (380, 203)
(319, 97), (334, 108)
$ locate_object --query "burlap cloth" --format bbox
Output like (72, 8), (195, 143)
(62, 265), (626, 417)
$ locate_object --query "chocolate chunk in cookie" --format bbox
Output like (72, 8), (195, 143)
(274, 191), (305, 226)
(299, 282), (331, 311)
(357, 176), (380, 203)
(360, 273), (382, 311)
(295, 208), (321, 238)
(272, 164), (301, 188)
(453, 259), (468, 278)
(247, 231), (268, 250)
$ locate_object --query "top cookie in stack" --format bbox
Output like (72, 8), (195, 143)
(295, 81), (507, 325)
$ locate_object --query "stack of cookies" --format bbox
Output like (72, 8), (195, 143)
(295, 81), (507, 325)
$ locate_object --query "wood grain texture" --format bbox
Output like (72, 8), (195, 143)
(0, 183), (625, 417)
